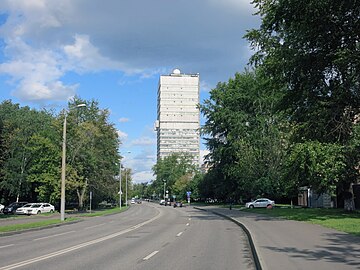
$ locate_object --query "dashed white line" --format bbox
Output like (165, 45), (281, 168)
(176, 232), (183, 237)
(186, 223), (189, 226)
(0, 244), (14, 249)
(143, 250), (159, 260)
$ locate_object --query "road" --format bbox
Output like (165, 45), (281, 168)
(0, 203), (255, 270)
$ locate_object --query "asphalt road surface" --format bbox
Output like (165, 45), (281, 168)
(0, 202), (255, 270)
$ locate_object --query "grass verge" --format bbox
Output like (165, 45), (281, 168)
(242, 207), (360, 236)
(0, 217), (79, 233)
(0, 206), (129, 233)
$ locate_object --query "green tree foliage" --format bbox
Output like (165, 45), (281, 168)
(200, 70), (288, 201)
(283, 142), (346, 196)
(245, 0), (360, 205)
(60, 97), (121, 209)
(0, 98), (121, 209)
(152, 153), (199, 200)
(0, 101), (56, 203)
(246, 0), (360, 143)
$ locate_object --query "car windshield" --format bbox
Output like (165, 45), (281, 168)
(22, 204), (32, 208)
(31, 204), (42, 208)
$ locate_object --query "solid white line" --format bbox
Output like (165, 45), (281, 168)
(143, 250), (159, 260)
(176, 232), (183, 237)
(0, 211), (162, 270)
(186, 223), (189, 226)
(33, 231), (76, 241)
(0, 244), (14, 249)
(84, 223), (106, 230)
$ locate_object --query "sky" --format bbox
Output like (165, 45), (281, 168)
(0, 0), (260, 184)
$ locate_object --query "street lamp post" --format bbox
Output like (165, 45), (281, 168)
(163, 180), (166, 201)
(125, 168), (128, 206)
(60, 103), (86, 221)
(119, 160), (122, 209)
(121, 151), (131, 207)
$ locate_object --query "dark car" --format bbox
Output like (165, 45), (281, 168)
(3, 202), (28, 214)
(173, 201), (183, 208)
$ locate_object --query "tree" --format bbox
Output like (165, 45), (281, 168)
(61, 97), (121, 209)
(246, 0), (360, 143)
(200, 70), (288, 201)
(245, 0), (360, 208)
(152, 153), (199, 200)
(0, 101), (56, 204)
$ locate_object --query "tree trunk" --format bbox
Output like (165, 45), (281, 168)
(77, 185), (87, 211)
(344, 197), (355, 211)
(343, 186), (355, 212)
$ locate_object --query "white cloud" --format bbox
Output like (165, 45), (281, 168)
(131, 136), (156, 146)
(118, 117), (130, 123)
(132, 171), (154, 184)
(0, 0), (260, 103)
(117, 130), (128, 140)
(200, 149), (210, 165)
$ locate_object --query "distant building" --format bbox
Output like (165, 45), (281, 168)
(155, 68), (200, 166)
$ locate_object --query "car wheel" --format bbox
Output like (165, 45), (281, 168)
(37, 210), (41, 214)
(50, 209), (54, 213)
(249, 205), (254, 209)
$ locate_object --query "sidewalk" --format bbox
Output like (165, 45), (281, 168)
(201, 206), (360, 270)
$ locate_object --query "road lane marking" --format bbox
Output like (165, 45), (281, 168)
(33, 231), (76, 241)
(143, 250), (159, 260)
(0, 244), (14, 249)
(0, 210), (162, 270)
(186, 223), (189, 226)
(176, 232), (183, 237)
(84, 223), (106, 230)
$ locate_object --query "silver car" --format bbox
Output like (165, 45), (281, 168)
(245, 198), (275, 208)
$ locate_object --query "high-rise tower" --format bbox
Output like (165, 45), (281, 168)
(155, 68), (200, 166)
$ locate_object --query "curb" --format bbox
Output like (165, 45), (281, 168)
(194, 207), (262, 270)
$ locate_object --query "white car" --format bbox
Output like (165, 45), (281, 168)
(0, 204), (4, 213)
(19, 203), (55, 215)
(15, 203), (35, 215)
(245, 198), (275, 208)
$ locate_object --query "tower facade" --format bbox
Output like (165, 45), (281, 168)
(155, 69), (200, 166)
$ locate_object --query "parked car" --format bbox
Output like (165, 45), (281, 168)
(15, 203), (35, 215)
(159, 199), (165, 205)
(0, 203), (4, 213)
(245, 198), (275, 208)
(173, 201), (183, 208)
(131, 198), (136, 204)
(3, 202), (28, 214)
(24, 203), (55, 215)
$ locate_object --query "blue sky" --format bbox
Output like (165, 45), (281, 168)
(0, 0), (260, 183)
